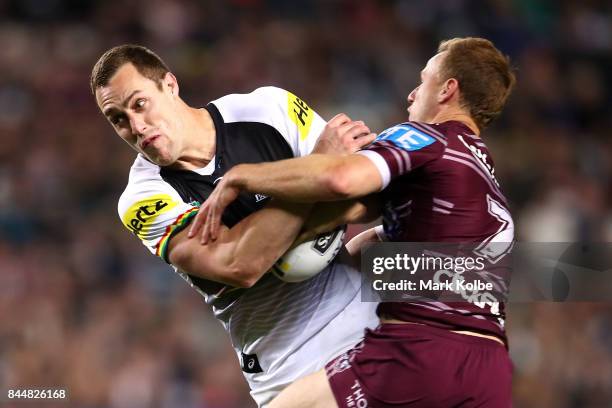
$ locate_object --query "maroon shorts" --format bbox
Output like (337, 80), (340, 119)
(325, 324), (512, 407)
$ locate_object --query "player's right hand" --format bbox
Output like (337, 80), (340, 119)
(312, 113), (376, 155)
(188, 175), (241, 244)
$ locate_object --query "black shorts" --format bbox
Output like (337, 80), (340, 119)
(325, 324), (512, 407)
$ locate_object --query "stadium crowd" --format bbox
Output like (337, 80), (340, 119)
(0, 1), (611, 407)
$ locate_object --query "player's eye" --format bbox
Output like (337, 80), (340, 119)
(110, 114), (125, 125)
(134, 98), (146, 110)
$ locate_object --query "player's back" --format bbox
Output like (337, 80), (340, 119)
(363, 120), (513, 341)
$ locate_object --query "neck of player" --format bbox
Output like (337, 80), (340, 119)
(433, 110), (480, 137)
(169, 105), (217, 171)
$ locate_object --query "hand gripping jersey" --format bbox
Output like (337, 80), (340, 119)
(359, 120), (514, 343)
(118, 87), (378, 406)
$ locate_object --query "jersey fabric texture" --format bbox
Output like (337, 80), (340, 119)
(359, 120), (513, 342)
(325, 120), (514, 407)
(117, 87), (378, 406)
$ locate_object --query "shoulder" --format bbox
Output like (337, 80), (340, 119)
(209, 86), (291, 124)
(210, 86), (325, 157)
(118, 155), (191, 241)
(119, 155), (166, 214)
(375, 121), (448, 151)
(376, 122), (447, 151)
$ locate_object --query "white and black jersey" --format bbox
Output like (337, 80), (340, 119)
(117, 87), (379, 407)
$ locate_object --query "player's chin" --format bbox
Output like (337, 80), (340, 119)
(407, 108), (421, 122)
(147, 151), (174, 167)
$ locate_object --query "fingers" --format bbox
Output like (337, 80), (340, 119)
(201, 206), (212, 244)
(203, 197), (222, 244)
(338, 121), (375, 152)
(187, 191), (220, 244)
(198, 184), (239, 244)
(188, 204), (208, 238)
(327, 113), (352, 127)
(316, 114), (374, 154)
(201, 195), (221, 244)
(341, 121), (370, 139)
(353, 132), (377, 149)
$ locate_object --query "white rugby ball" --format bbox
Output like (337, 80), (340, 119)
(273, 226), (347, 282)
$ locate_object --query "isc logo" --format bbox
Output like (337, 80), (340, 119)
(377, 125), (435, 151)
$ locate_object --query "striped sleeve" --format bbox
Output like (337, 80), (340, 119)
(358, 122), (446, 189)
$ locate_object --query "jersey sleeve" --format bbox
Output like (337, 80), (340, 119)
(212, 86), (326, 157)
(357, 122), (446, 190)
(118, 176), (198, 263)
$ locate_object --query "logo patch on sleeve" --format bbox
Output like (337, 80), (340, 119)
(241, 352), (263, 373)
(121, 194), (178, 238)
(287, 91), (313, 141)
(376, 125), (436, 151)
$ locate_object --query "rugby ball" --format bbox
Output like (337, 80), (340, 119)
(273, 226), (347, 282)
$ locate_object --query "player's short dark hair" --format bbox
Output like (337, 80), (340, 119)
(437, 37), (516, 130)
(90, 44), (170, 94)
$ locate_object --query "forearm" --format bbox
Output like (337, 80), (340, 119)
(169, 201), (311, 287)
(229, 154), (351, 202)
(294, 195), (381, 245)
(228, 200), (311, 278)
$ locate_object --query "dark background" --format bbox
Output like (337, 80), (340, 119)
(1, 1), (611, 407)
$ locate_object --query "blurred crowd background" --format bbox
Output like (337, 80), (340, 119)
(1, 0), (611, 407)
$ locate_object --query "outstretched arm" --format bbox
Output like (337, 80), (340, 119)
(233, 153), (382, 202)
(195, 154), (383, 242)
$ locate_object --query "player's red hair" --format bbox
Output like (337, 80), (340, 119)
(437, 37), (516, 130)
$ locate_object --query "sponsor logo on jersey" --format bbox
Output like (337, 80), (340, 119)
(376, 124), (436, 151)
(254, 193), (268, 203)
(287, 92), (313, 141)
(240, 352), (263, 373)
(122, 194), (178, 238)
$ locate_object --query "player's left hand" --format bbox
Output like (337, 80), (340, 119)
(188, 175), (240, 244)
(313, 113), (376, 155)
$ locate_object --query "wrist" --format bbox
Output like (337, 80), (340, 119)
(228, 164), (249, 190)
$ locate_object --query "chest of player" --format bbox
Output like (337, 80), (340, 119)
(160, 105), (295, 228)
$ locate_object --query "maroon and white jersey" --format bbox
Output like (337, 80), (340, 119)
(359, 120), (514, 342)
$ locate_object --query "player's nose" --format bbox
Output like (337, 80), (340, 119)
(407, 87), (418, 103)
(128, 114), (147, 137)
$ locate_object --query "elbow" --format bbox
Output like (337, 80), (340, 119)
(321, 164), (356, 199)
(228, 251), (281, 288)
(226, 262), (265, 288)
(170, 246), (261, 289)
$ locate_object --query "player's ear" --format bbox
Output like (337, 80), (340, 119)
(163, 72), (179, 97)
(439, 78), (458, 103)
